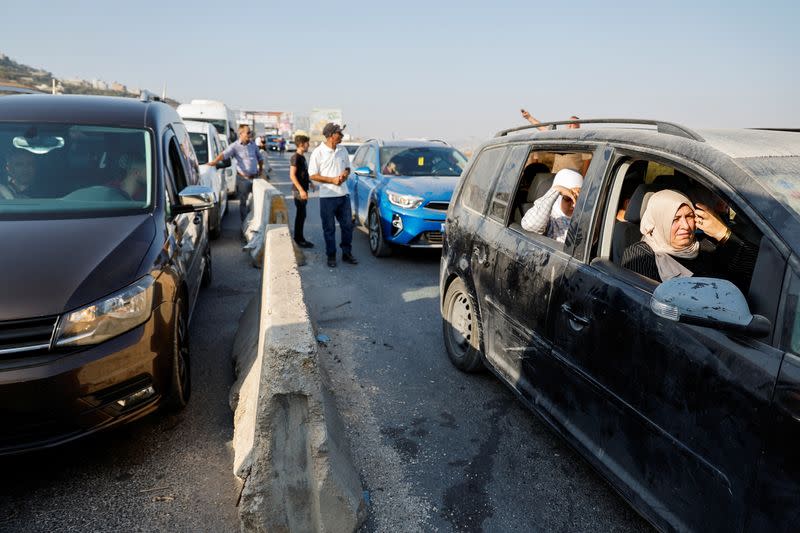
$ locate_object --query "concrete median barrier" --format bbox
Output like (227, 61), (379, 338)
(242, 179), (291, 268)
(231, 203), (365, 530)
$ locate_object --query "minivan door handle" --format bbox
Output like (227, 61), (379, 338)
(561, 303), (590, 330)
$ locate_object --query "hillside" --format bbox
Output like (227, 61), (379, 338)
(0, 52), (179, 106)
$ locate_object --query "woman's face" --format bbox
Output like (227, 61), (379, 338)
(670, 204), (696, 248)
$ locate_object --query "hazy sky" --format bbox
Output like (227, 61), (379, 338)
(3, 0), (798, 146)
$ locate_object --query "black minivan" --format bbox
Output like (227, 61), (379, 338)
(441, 119), (800, 532)
(0, 94), (220, 454)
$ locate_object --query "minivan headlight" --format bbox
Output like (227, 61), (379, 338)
(55, 276), (155, 347)
(386, 191), (423, 209)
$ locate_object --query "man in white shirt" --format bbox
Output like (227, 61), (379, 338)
(308, 123), (358, 268)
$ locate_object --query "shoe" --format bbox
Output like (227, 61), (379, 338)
(327, 256), (337, 268)
(297, 240), (314, 249)
(342, 253), (358, 265)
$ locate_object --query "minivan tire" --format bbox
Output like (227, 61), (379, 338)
(442, 278), (484, 372)
(368, 207), (392, 257)
(164, 298), (191, 412)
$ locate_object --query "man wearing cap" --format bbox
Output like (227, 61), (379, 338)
(308, 123), (357, 268)
(207, 124), (264, 222)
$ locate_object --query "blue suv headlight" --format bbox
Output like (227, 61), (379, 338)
(386, 191), (423, 209)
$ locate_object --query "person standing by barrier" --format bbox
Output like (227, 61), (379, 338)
(289, 134), (314, 248)
(308, 123), (357, 268)
(207, 124), (264, 222)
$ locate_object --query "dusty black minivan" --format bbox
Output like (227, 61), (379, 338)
(441, 119), (800, 532)
(0, 94), (218, 454)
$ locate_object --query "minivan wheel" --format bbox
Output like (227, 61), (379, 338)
(442, 278), (484, 372)
(201, 245), (212, 288)
(368, 207), (391, 257)
(164, 298), (191, 411)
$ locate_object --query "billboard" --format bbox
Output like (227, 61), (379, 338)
(310, 108), (343, 142)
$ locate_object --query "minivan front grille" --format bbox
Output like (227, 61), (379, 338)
(0, 316), (57, 357)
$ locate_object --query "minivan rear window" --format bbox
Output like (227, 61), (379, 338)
(0, 123), (153, 218)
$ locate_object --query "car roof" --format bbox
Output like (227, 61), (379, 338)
(368, 139), (451, 148)
(183, 120), (215, 134)
(495, 125), (800, 160)
(0, 94), (177, 129)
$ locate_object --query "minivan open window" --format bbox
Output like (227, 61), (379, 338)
(0, 123), (153, 217)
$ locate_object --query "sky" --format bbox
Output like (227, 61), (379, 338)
(3, 0), (798, 148)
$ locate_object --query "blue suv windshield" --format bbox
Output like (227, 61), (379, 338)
(379, 146), (467, 177)
(0, 123), (153, 218)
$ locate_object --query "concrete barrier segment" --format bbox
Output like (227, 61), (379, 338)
(243, 179), (291, 268)
(231, 225), (366, 532)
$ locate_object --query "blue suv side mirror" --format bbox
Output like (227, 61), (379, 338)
(354, 166), (373, 178)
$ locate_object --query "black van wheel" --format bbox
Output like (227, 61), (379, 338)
(201, 245), (212, 288)
(368, 207), (392, 257)
(442, 278), (484, 372)
(164, 298), (191, 412)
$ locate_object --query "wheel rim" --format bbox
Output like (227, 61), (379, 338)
(369, 211), (379, 251)
(447, 290), (473, 356)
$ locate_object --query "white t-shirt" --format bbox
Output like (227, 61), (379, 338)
(308, 142), (350, 198)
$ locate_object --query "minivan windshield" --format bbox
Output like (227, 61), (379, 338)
(0, 123), (153, 218)
(379, 146), (467, 177)
(189, 132), (209, 164)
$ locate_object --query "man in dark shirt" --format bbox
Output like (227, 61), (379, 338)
(289, 134), (314, 248)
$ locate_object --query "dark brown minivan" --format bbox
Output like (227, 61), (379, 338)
(0, 94), (220, 454)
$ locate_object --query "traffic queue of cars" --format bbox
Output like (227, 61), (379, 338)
(0, 93), (229, 455)
(440, 118), (800, 532)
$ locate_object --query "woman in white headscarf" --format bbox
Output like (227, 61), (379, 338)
(620, 189), (757, 286)
(521, 168), (583, 243)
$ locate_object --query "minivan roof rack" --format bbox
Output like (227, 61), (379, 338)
(751, 127), (800, 133)
(495, 118), (705, 142)
(139, 90), (162, 103)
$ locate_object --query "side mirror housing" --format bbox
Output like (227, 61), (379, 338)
(174, 185), (216, 214)
(354, 166), (373, 178)
(216, 158), (232, 169)
(650, 277), (770, 337)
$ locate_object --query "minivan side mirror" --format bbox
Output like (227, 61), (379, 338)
(216, 158), (232, 170)
(650, 277), (771, 337)
(173, 185), (216, 214)
(354, 166), (373, 178)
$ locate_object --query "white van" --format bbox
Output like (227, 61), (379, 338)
(178, 100), (238, 195)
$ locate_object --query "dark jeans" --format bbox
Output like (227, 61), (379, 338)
(237, 175), (254, 222)
(319, 195), (353, 257)
(293, 196), (307, 243)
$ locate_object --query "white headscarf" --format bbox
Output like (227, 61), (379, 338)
(640, 189), (700, 280)
(550, 168), (584, 218)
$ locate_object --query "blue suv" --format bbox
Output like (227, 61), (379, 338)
(348, 139), (467, 256)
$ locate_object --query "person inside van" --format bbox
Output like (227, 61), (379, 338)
(521, 168), (583, 242)
(2, 149), (38, 198)
(620, 189), (757, 288)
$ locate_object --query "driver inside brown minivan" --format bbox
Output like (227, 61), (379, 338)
(521, 168), (583, 242)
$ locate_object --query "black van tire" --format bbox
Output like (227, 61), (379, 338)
(442, 278), (484, 372)
(164, 298), (191, 412)
(368, 207), (392, 257)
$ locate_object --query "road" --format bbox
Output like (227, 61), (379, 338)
(267, 150), (653, 532)
(0, 202), (255, 532)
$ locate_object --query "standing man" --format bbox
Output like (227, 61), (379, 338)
(289, 134), (314, 248)
(308, 123), (357, 268)
(207, 124), (264, 222)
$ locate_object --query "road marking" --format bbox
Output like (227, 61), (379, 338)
(401, 286), (439, 302)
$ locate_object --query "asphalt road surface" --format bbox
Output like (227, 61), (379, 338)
(267, 150), (653, 532)
(0, 203), (256, 532)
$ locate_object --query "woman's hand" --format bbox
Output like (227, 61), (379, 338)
(554, 185), (580, 205)
(695, 203), (729, 241)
